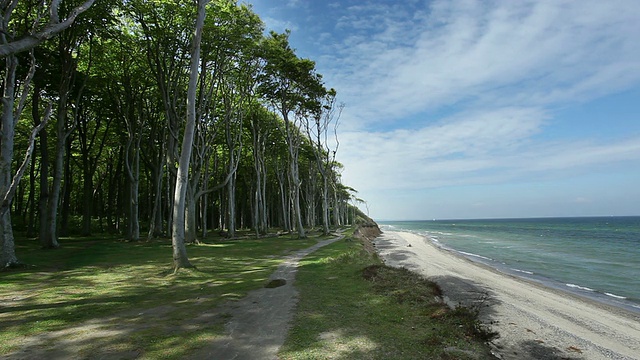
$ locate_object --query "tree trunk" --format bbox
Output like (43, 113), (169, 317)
(147, 160), (164, 239)
(44, 41), (76, 247)
(43, 96), (66, 247)
(26, 89), (42, 238)
(289, 153), (305, 238)
(171, 0), (208, 270)
(184, 184), (197, 244)
(284, 117), (306, 239)
(321, 176), (330, 234)
(124, 126), (141, 241)
(129, 147), (140, 241)
(0, 55), (19, 267)
(276, 165), (290, 232)
(59, 139), (73, 237)
(226, 171), (236, 238)
(81, 164), (93, 235)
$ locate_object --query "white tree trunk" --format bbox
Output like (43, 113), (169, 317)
(322, 176), (330, 235)
(285, 120), (306, 238)
(171, 0), (208, 270)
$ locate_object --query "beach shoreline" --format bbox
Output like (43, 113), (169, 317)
(374, 230), (640, 360)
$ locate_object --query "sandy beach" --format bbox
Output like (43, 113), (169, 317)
(374, 230), (640, 360)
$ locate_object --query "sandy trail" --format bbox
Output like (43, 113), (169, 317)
(374, 230), (640, 360)
(189, 233), (344, 360)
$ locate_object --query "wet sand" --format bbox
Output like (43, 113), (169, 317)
(374, 230), (640, 360)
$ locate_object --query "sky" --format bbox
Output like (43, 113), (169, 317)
(248, 0), (640, 221)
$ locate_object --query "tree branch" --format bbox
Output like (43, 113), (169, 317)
(0, 0), (96, 58)
(0, 103), (52, 217)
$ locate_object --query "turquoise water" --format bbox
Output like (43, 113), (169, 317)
(379, 217), (640, 313)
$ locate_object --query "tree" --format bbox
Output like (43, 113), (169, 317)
(134, 0), (192, 237)
(42, 24), (91, 248)
(258, 32), (325, 238)
(305, 88), (342, 235)
(1, 0), (59, 265)
(0, 50), (50, 266)
(171, 0), (209, 270)
(2, 0), (362, 271)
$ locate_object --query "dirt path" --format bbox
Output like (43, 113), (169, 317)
(188, 233), (344, 360)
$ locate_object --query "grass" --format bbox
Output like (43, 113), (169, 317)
(1, 227), (496, 359)
(278, 229), (497, 359)
(0, 231), (317, 359)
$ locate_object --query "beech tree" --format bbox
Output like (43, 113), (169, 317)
(258, 32), (325, 238)
(171, 0), (209, 270)
(0, 0), (91, 265)
(305, 88), (342, 235)
(2, 0), (366, 270)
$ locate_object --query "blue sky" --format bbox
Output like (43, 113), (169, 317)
(248, 0), (640, 220)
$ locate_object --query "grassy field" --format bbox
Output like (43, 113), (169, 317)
(1, 228), (495, 359)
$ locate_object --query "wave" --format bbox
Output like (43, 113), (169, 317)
(566, 283), (595, 292)
(564, 285), (627, 300)
(422, 231), (454, 236)
(510, 268), (534, 275)
(458, 251), (493, 261)
(604, 292), (627, 300)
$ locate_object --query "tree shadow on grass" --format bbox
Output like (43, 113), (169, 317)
(1, 274), (257, 360)
(1, 301), (229, 360)
(1, 233), (325, 359)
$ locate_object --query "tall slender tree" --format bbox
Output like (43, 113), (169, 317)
(171, 0), (209, 270)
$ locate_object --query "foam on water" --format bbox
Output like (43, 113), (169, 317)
(566, 283), (595, 292)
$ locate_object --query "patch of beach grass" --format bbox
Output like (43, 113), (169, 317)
(0, 231), (317, 358)
(279, 233), (496, 359)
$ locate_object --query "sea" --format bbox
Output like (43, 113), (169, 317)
(379, 216), (640, 314)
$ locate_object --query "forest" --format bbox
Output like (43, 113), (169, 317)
(1, 0), (363, 270)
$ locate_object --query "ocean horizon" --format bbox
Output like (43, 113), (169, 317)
(379, 216), (640, 314)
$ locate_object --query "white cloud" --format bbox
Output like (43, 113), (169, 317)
(338, 107), (640, 193)
(320, 0), (640, 129)
(261, 16), (299, 33)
